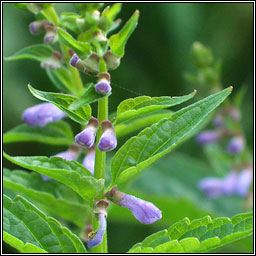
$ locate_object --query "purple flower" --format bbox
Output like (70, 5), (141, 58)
(83, 149), (95, 175)
(22, 103), (66, 127)
(106, 187), (162, 224)
(29, 21), (44, 34)
(54, 151), (77, 161)
(212, 115), (224, 127)
(196, 130), (219, 145)
(75, 117), (99, 148)
(44, 30), (57, 44)
(227, 136), (244, 154)
(198, 177), (224, 198)
(98, 120), (117, 152)
(235, 169), (253, 197)
(40, 51), (63, 70)
(70, 53), (87, 72)
(221, 171), (238, 195)
(87, 213), (106, 248)
(95, 79), (112, 95)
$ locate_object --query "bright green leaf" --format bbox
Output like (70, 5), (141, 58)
(3, 121), (73, 146)
(3, 152), (104, 202)
(60, 12), (81, 34)
(57, 28), (91, 59)
(3, 195), (87, 253)
(3, 168), (90, 227)
(28, 84), (91, 124)
(109, 10), (139, 57)
(69, 83), (111, 110)
(110, 87), (232, 187)
(115, 90), (196, 124)
(4, 44), (54, 62)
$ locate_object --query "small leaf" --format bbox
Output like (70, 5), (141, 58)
(3, 168), (90, 227)
(110, 87), (232, 187)
(3, 195), (87, 253)
(46, 66), (74, 94)
(57, 28), (91, 59)
(28, 84), (91, 125)
(60, 12), (81, 34)
(3, 121), (73, 146)
(3, 152), (104, 202)
(127, 212), (253, 253)
(109, 10), (139, 57)
(115, 90), (196, 124)
(69, 83), (111, 110)
(4, 45), (54, 62)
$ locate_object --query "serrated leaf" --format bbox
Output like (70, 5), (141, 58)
(3, 121), (73, 146)
(3, 168), (90, 227)
(4, 44), (54, 62)
(46, 66), (74, 94)
(69, 83), (111, 110)
(127, 212), (252, 253)
(110, 87), (232, 187)
(28, 84), (91, 125)
(3, 195), (87, 253)
(57, 28), (91, 59)
(3, 152), (104, 202)
(115, 90), (196, 124)
(109, 10), (139, 57)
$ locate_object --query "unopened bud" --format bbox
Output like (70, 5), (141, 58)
(29, 21), (45, 35)
(44, 29), (57, 44)
(95, 75), (111, 95)
(98, 120), (117, 152)
(40, 50), (63, 70)
(191, 42), (213, 68)
(75, 117), (99, 148)
(70, 53), (87, 72)
(103, 51), (121, 70)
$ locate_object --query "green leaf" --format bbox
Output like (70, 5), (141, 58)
(46, 66), (74, 94)
(28, 84), (91, 125)
(110, 87), (232, 187)
(109, 10), (139, 57)
(3, 121), (73, 146)
(3, 152), (104, 202)
(115, 90), (196, 124)
(69, 83), (112, 110)
(4, 45), (54, 62)
(127, 212), (252, 253)
(3, 195), (87, 253)
(57, 28), (91, 59)
(3, 168), (90, 227)
(60, 12), (81, 34)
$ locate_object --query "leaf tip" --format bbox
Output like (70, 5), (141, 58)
(228, 86), (233, 91)
(134, 9), (140, 18)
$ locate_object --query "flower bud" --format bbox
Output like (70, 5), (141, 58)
(106, 187), (162, 224)
(82, 148), (95, 175)
(29, 21), (45, 35)
(103, 51), (121, 70)
(236, 168), (253, 197)
(191, 42), (213, 68)
(87, 200), (109, 248)
(227, 136), (244, 154)
(196, 130), (219, 145)
(40, 51), (63, 70)
(70, 53), (87, 72)
(44, 29), (57, 44)
(98, 120), (117, 152)
(95, 76), (112, 95)
(221, 171), (238, 195)
(22, 103), (66, 127)
(75, 117), (99, 148)
(198, 177), (223, 198)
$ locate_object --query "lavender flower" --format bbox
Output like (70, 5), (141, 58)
(75, 117), (99, 148)
(106, 187), (162, 224)
(87, 213), (106, 248)
(95, 79), (112, 95)
(235, 168), (253, 197)
(196, 130), (219, 145)
(227, 136), (244, 154)
(221, 171), (238, 195)
(70, 53), (87, 72)
(83, 149), (95, 175)
(212, 115), (224, 127)
(29, 21), (44, 34)
(98, 120), (117, 152)
(198, 177), (224, 198)
(22, 103), (66, 127)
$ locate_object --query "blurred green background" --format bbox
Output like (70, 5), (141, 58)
(3, 3), (253, 253)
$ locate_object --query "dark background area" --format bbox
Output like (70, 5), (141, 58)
(3, 3), (253, 253)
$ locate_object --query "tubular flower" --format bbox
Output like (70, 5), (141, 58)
(227, 136), (244, 154)
(82, 148), (95, 175)
(196, 130), (219, 145)
(106, 187), (162, 224)
(98, 120), (117, 152)
(221, 171), (238, 195)
(95, 72), (112, 95)
(22, 103), (66, 127)
(235, 168), (253, 197)
(198, 177), (224, 198)
(75, 117), (99, 148)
